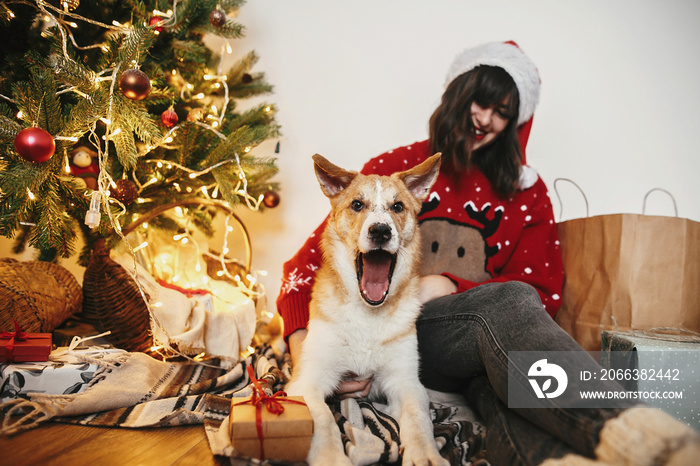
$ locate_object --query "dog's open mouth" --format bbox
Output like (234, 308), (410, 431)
(356, 250), (397, 306)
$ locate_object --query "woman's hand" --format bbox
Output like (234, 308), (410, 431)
(287, 328), (308, 370)
(334, 373), (372, 400)
(418, 274), (458, 304)
(288, 328), (372, 399)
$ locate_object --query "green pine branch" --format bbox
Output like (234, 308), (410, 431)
(30, 176), (76, 258)
(116, 26), (157, 68)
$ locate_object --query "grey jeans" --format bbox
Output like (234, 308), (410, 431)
(416, 281), (635, 466)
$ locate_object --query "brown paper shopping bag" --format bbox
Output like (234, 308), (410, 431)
(554, 183), (700, 351)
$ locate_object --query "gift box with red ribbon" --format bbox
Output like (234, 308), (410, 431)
(230, 367), (313, 461)
(0, 321), (52, 363)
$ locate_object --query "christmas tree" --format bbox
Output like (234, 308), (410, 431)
(0, 0), (280, 267)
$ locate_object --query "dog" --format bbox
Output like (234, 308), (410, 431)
(285, 153), (448, 466)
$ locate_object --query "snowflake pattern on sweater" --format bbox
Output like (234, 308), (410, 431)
(277, 140), (564, 340)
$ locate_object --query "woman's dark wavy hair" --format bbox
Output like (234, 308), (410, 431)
(429, 65), (522, 198)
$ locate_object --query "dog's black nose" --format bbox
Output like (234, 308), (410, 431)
(369, 223), (392, 246)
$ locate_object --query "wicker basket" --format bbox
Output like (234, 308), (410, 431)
(0, 258), (82, 333)
(81, 199), (254, 353)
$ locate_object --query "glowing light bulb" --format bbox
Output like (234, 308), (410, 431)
(133, 241), (149, 252)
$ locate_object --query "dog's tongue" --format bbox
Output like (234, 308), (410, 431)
(361, 251), (392, 303)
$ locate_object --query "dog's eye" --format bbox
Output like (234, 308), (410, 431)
(392, 202), (404, 213)
(351, 200), (364, 212)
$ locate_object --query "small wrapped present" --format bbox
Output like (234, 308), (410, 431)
(601, 329), (700, 430)
(230, 367), (313, 461)
(0, 321), (52, 363)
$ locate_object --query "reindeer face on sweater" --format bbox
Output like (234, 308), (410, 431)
(418, 194), (503, 282)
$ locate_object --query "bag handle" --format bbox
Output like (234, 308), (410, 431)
(553, 178), (589, 222)
(642, 188), (678, 217)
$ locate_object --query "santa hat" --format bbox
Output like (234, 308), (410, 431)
(445, 41), (540, 127)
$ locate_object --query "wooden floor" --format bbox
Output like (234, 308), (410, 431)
(0, 420), (223, 466)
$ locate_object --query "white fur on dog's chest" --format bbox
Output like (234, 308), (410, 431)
(308, 299), (419, 378)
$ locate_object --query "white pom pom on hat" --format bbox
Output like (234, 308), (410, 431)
(445, 41), (540, 126)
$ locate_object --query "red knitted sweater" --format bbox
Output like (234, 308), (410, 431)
(276, 139), (564, 341)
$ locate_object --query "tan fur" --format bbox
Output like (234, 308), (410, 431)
(381, 326), (417, 347)
(286, 153), (448, 466)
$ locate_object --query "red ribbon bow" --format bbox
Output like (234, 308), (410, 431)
(1, 320), (28, 362)
(232, 365), (306, 459)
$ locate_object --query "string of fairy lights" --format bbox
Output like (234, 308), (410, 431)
(3, 0), (276, 363)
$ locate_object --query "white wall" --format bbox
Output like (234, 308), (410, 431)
(3, 0), (699, 318)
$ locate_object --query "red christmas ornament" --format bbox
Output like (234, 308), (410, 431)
(209, 9), (226, 28)
(241, 73), (253, 84)
(149, 16), (164, 33)
(161, 108), (178, 128)
(263, 190), (280, 208)
(110, 179), (139, 205)
(119, 69), (151, 101)
(14, 127), (55, 163)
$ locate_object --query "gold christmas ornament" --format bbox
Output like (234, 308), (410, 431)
(187, 108), (206, 122)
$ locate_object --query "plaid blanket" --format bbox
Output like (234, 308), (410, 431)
(0, 344), (487, 465)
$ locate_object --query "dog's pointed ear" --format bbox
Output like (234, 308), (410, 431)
(397, 152), (441, 201)
(313, 154), (358, 198)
